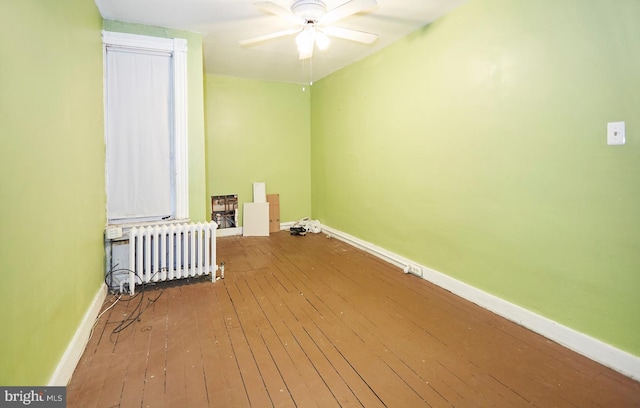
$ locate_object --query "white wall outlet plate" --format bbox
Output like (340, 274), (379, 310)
(105, 226), (123, 240)
(607, 121), (625, 145)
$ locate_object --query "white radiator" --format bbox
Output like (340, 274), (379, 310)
(128, 221), (218, 294)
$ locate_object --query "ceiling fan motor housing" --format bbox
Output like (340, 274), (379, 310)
(291, 0), (326, 21)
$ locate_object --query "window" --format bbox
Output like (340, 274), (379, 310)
(102, 31), (189, 224)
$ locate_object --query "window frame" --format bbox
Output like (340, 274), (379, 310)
(102, 31), (189, 225)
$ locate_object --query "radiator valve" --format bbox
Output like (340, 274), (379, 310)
(220, 261), (225, 279)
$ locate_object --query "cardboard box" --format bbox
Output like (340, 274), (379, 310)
(267, 194), (280, 233)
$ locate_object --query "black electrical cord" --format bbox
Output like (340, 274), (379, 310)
(103, 265), (164, 341)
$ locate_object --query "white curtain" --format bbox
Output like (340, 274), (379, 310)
(106, 48), (173, 221)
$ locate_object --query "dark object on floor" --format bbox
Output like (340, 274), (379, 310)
(290, 226), (306, 236)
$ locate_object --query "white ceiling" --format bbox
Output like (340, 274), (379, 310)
(95, 0), (468, 84)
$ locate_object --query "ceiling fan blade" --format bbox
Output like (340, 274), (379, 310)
(319, 0), (377, 24)
(255, 1), (304, 24)
(239, 28), (302, 46)
(322, 26), (378, 44)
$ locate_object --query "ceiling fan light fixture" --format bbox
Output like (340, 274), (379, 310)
(295, 27), (315, 55)
(314, 31), (330, 50)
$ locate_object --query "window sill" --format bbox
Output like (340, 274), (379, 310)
(107, 218), (190, 228)
(105, 219), (191, 241)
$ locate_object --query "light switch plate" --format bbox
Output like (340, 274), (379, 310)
(607, 121), (625, 145)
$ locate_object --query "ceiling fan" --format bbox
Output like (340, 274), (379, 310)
(240, 0), (378, 60)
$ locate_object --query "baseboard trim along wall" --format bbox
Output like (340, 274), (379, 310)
(49, 283), (108, 386)
(320, 224), (640, 381)
(216, 226), (243, 237)
(215, 222), (297, 237)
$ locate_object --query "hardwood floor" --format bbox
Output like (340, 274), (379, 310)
(68, 231), (640, 407)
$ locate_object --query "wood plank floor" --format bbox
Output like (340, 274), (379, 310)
(68, 231), (640, 407)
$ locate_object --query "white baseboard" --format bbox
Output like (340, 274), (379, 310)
(49, 283), (107, 386)
(215, 222), (297, 237)
(320, 224), (640, 381)
(216, 226), (243, 237)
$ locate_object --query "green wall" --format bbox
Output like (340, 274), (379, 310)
(0, 0), (105, 384)
(205, 75), (311, 225)
(103, 20), (208, 222)
(1, 0), (636, 387)
(311, 0), (640, 355)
